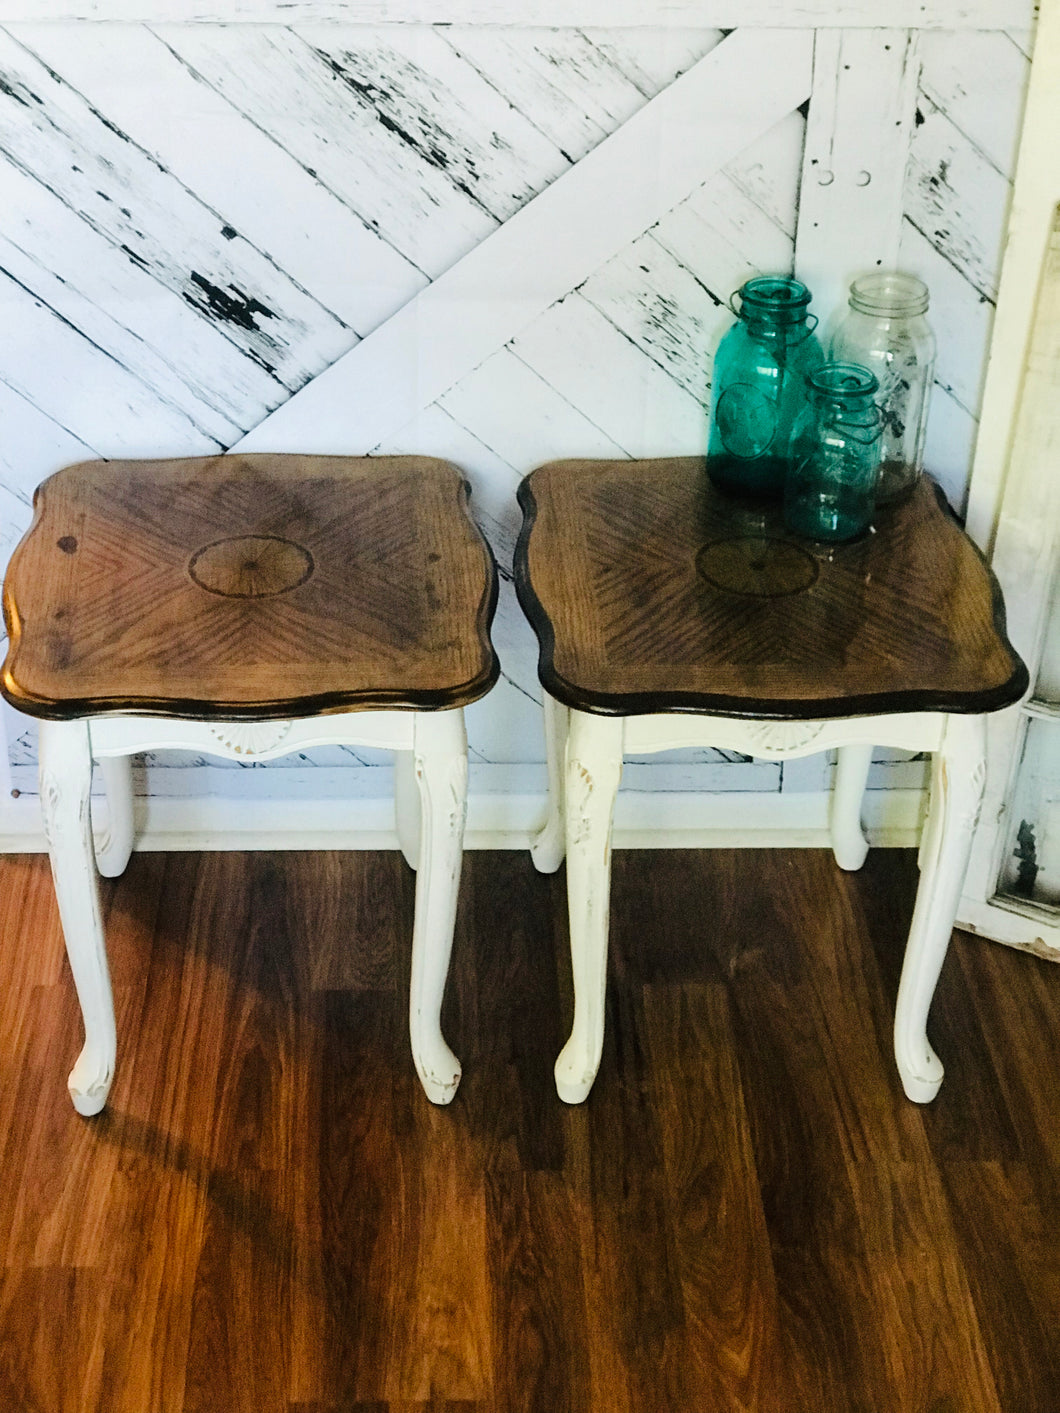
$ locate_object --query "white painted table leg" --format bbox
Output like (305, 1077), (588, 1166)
(894, 714), (986, 1103)
(556, 711), (623, 1104)
(532, 691), (569, 874)
(918, 750), (945, 873)
(93, 753), (135, 879)
(394, 748), (420, 871)
(39, 720), (116, 1116)
(831, 743), (872, 871)
(408, 710), (468, 1105)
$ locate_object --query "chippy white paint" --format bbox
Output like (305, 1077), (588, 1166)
(234, 28), (814, 455)
(959, 212), (1060, 957)
(536, 699), (986, 1105)
(41, 706), (471, 1112)
(967, 0), (1060, 552)
(795, 28), (921, 331)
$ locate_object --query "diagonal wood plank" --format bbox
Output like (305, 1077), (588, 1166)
(0, 271), (221, 453)
(15, 21), (425, 336)
(234, 28), (814, 456)
(0, 27), (353, 396)
(0, 157), (254, 443)
(795, 28), (921, 329)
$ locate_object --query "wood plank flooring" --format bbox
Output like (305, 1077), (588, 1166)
(1, 845), (1059, 1412)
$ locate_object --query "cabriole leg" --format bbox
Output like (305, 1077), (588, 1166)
(894, 714), (986, 1103)
(556, 710), (623, 1104)
(831, 743), (872, 871)
(394, 748), (420, 871)
(40, 720), (116, 1116)
(93, 753), (135, 879)
(409, 709), (468, 1104)
(532, 691), (569, 874)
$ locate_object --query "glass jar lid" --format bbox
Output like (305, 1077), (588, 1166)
(848, 272), (929, 318)
(736, 276), (813, 326)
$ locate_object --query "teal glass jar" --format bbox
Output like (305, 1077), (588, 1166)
(706, 277), (824, 499)
(785, 362), (883, 543)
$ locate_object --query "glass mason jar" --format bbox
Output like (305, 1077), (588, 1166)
(828, 272), (936, 503)
(706, 276), (824, 500)
(785, 362), (883, 543)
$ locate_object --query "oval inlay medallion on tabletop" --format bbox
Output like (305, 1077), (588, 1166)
(696, 536), (819, 598)
(188, 535), (314, 599)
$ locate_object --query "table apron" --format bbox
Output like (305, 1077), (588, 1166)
(620, 710), (948, 759)
(87, 709), (426, 761)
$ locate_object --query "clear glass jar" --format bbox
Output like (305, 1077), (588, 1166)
(785, 362), (882, 543)
(706, 276), (824, 500)
(828, 272), (936, 504)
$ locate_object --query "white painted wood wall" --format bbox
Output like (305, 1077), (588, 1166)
(0, 1), (1036, 846)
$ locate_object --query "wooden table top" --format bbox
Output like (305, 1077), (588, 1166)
(515, 457), (1027, 719)
(2, 454), (499, 721)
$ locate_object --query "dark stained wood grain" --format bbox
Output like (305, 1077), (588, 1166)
(515, 457), (1028, 718)
(2, 847), (1060, 1412)
(1, 454), (499, 721)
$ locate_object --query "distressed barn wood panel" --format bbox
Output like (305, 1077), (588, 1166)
(444, 25), (725, 137)
(234, 28), (813, 455)
(0, 32), (355, 397)
(0, 272), (220, 453)
(159, 23), (570, 277)
(0, 18), (1033, 800)
(906, 92), (1012, 303)
(0, 164), (256, 446)
(795, 29), (921, 330)
(12, 23), (426, 334)
(0, 1), (1036, 26)
(898, 27), (1030, 509)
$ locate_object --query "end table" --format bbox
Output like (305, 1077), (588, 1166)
(515, 457), (1027, 1105)
(2, 453), (498, 1113)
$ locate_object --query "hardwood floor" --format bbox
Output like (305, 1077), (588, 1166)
(1, 844), (1059, 1412)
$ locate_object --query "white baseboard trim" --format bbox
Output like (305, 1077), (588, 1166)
(1, 784), (927, 855)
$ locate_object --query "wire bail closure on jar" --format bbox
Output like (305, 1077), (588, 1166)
(727, 277), (820, 341)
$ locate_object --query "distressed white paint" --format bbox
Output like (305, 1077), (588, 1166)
(44, 705), (471, 1111)
(905, 90), (1012, 305)
(0, 775), (928, 856)
(507, 294), (708, 461)
(92, 755), (134, 877)
(0, 381), (97, 502)
(0, 161), (255, 444)
(38, 719), (115, 1116)
(919, 28), (1029, 175)
(0, 1), (1036, 26)
(0, 272), (220, 453)
(233, 28), (814, 454)
(545, 701), (984, 1104)
(393, 23), (724, 170)
(440, 349), (626, 470)
(158, 23), (563, 279)
(967, 0), (1060, 551)
(959, 212), (1060, 956)
(795, 28), (921, 332)
(16, 21), (426, 335)
(0, 29), (354, 397)
(897, 24), (1030, 506)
